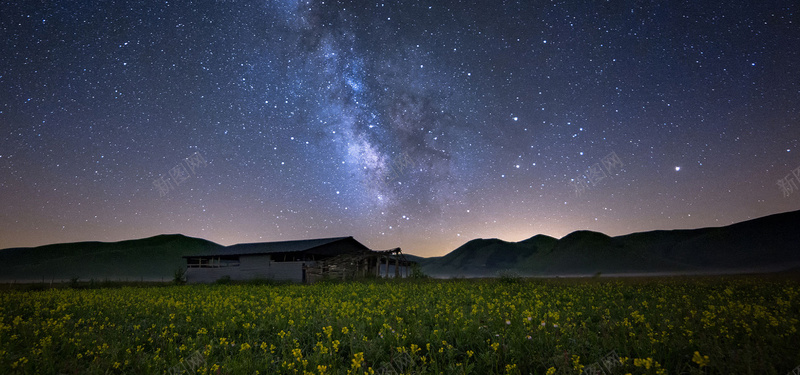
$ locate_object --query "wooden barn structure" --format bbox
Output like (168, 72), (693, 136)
(183, 237), (414, 283)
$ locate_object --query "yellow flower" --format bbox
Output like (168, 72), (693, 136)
(633, 357), (654, 370)
(546, 367), (556, 375)
(351, 352), (364, 369)
(692, 351), (710, 367)
(571, 355), (584, 372)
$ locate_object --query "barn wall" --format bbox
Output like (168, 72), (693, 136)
(186, 254), (307, 283)
(266, 261), (305, 283)
(236, 255), (305, 282)
(239, 255), (272, 279)
(185, 267), (241, 283)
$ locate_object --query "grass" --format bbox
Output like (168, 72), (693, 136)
(0, 275), (798, 374)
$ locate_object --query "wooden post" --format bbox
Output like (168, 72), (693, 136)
(394, 257), (399, 278)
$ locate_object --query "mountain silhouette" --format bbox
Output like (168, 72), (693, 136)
(418, 209), (800, 277)
(2, 209), (799, 281)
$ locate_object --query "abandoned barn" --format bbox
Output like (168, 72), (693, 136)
(183, 236), (415, 283)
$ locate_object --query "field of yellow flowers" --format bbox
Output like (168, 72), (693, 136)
(1, 276), (798, 374)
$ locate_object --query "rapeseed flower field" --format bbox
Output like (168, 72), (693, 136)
(1, 277), (797, 374)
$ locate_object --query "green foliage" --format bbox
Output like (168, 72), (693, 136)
(214, 275), (232, 285)
(21, 284), (49, 292)
(173, 267), (186, 285)
(241, 278), (292, 286)
(1, 276), (799, 374)
(409, 263), (429, 279)
(497, 269), (522, 284)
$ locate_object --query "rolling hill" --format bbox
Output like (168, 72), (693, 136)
(2, 209), (799, 281)
(418, 209), (800, 277)
(0, 234), (223, 281)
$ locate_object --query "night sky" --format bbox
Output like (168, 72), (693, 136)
(1, 0), (798, 257)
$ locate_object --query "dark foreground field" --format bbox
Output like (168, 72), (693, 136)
(1, 275), (798, 374)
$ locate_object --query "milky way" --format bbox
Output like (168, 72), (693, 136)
(1, 0), (798, 256)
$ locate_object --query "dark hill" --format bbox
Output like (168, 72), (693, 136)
(0, 234), (223, 281)
(518, 234), (559, 253)
(3, 209), (799, 281)
(420, 209), (800, 277)
(430, 238), (540, 276)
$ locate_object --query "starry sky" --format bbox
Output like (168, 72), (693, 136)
(1, 0), (798, 257)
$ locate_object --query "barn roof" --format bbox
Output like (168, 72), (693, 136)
(183, 236), (370, 258)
